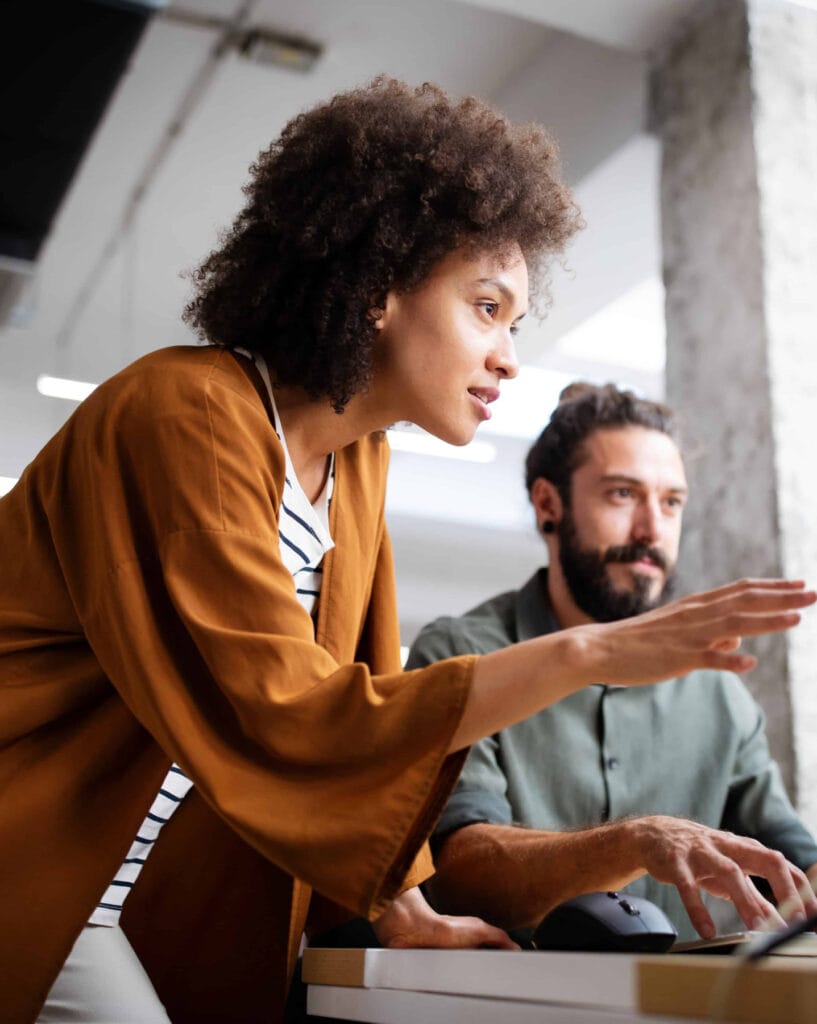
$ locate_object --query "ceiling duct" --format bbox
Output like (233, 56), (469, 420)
(0, 255), (36, 328)
(0, 0), (164, 324)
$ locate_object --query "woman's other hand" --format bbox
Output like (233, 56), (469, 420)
(372, 886), (518, 950)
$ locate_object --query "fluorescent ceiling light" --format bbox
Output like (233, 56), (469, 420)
(36, 375), (97, 402)
(387, 429), (496, 464)
(0, 476), (19, 496)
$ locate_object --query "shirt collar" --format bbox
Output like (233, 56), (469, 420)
(514, 567), (561, 642)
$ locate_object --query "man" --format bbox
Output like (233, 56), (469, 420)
(408, 383), (817, 942)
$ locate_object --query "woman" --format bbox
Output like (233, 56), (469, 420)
(0, 78), (812, 1023)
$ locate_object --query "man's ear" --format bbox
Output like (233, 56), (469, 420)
(530, 477), (564, 533)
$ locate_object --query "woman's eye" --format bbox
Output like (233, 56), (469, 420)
(477, 301), (499, 318)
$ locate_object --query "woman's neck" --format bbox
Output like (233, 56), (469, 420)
(272, 384), (389, 503)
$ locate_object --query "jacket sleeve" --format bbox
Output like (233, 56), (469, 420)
(60, 359), (473, 918)
(407, 618), (513, 845)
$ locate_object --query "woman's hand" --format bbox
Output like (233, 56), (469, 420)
(372, 886), (518, 950)
(576, 578), (816, 687)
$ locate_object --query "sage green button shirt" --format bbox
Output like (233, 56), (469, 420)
(408, 569), (817, 940)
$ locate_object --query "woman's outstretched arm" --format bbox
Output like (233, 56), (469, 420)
(450, 578), (815, 752)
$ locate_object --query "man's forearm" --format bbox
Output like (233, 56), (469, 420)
(428, 821), (646, 930)
(430, 817), (817, 938)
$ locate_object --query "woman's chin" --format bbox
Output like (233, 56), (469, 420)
(415, 419), (475, 449)
(441, 429), (476, 448)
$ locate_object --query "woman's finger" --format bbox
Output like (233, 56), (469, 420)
(701, 610), (803, 643)
(699, 650), (757, 673)
(692, 579), (809, 604)
(432, 916), (518, 950)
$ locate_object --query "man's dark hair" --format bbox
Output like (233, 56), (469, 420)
(524, 382), (679, 499)
(183, 76), (581, 412)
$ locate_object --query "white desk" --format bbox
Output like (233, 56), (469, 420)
(303, 946), (817, 1024)
(308, 982), (696, 1023)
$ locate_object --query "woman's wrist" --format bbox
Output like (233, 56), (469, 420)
(538, 623), (608, 693)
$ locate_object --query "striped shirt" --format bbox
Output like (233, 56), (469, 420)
(91, 352), (334, 925)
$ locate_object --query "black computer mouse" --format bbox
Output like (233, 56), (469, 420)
(532, 891), (678, 954)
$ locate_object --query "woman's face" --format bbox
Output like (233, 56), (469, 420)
(373, 244), (528, 446)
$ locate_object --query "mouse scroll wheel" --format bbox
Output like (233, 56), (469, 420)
(619, 899), (641, 917)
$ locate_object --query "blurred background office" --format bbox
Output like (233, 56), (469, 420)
(1, 0), (816, 828)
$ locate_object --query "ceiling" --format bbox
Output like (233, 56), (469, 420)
(0, 0), (700, 643)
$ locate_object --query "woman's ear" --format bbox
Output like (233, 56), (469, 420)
(530, 477), (563, 534)
(368, 292), (390, 330)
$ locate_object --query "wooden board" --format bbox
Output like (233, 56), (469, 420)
(638, 955), (817, 1023)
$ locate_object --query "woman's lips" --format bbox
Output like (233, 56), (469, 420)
(467, 387), (499, 421)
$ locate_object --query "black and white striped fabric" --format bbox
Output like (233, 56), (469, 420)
(90, 353), (334, 925)
(91, 766), (191, 923)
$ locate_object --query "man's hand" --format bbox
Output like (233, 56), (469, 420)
(625, 816), (817, 938)
(429, 818), (817, 939)
(372, 885), (518, 950)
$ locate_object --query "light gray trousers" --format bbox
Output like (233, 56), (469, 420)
(38, 925), (171, 1023)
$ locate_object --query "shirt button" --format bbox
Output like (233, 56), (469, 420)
(606, 757), (619, 770)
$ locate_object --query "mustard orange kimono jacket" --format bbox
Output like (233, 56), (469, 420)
(0, 346), (475, 1022)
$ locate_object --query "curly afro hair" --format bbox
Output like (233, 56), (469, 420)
(184, 76), (581, 412)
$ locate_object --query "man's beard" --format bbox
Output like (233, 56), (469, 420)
(557, 509), (676, 623)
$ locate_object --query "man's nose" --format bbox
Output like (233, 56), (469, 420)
(632, 499), (662, 544)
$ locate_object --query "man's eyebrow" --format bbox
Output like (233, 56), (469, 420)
(599, 474), (688, 494)
(475, 277), (527, 318)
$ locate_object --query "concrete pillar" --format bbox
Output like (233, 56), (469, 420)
(652, 0), (817, 831)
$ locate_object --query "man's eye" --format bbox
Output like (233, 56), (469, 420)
(612, 487), (632, 498)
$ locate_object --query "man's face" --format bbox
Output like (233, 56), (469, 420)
(554, 426), (687, 622)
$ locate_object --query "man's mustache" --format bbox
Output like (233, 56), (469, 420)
(604, 543), (669, 573)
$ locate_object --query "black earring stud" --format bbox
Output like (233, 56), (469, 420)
(541, 520), (555, 534)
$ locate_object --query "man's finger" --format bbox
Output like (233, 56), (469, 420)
(799, 871), (817, 917)
(715, 839), (809, 923)
(707, 856), (783, 931)
(673, 867), (716, 940)
(771, 865), (817, 923)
